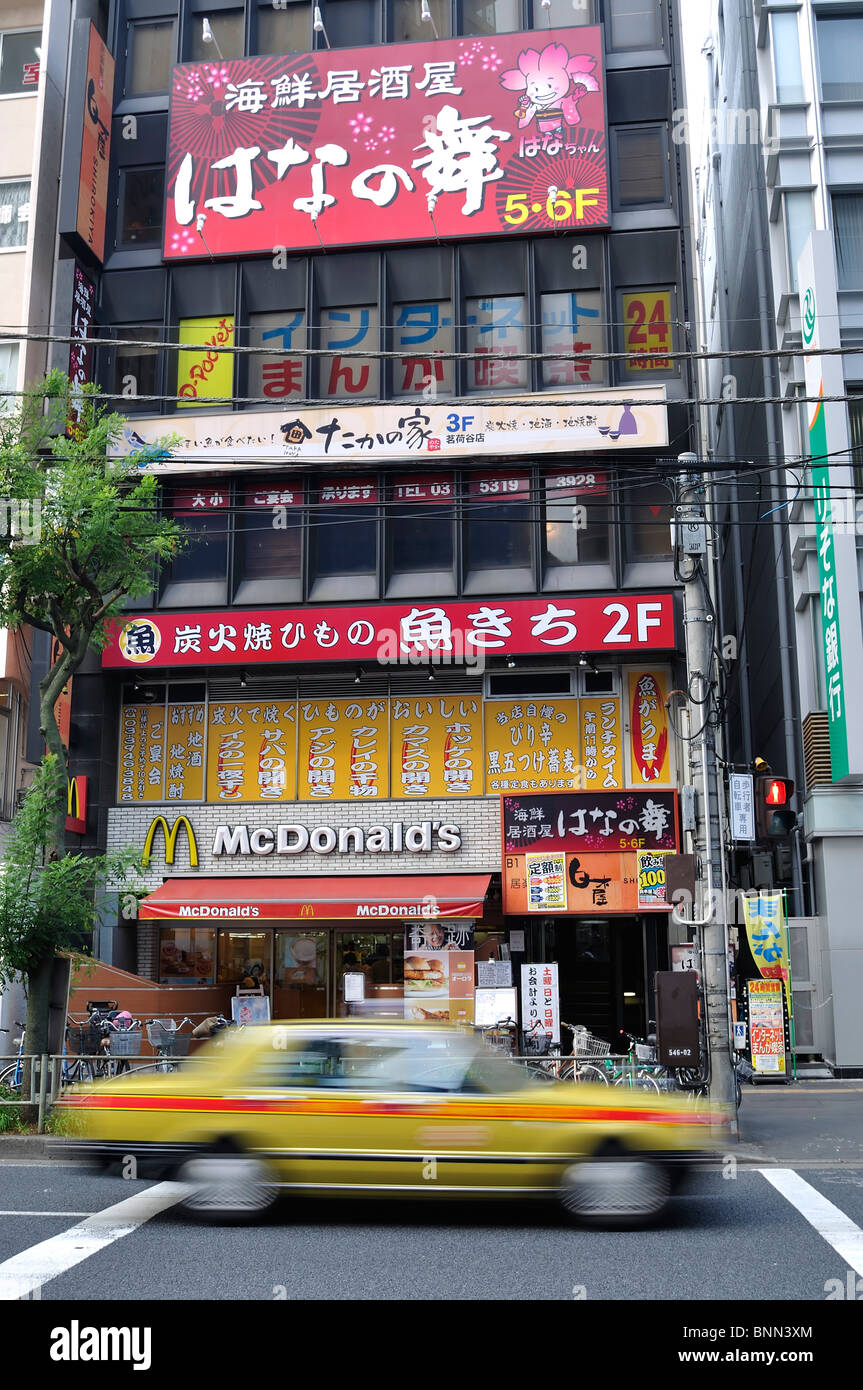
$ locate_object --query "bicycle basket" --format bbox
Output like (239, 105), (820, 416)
(146, 1021), (176, 1050)
(635, 1042), (656, 1063)
(108, 1030), (142, 1057)
(573, 1033), (611, 1058)
(164, 1033), (191, 1057)
(66, 1027), (99, 1057)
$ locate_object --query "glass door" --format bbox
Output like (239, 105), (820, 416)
(273, 930), (329, 1019)
(334, 930), (404, 1017)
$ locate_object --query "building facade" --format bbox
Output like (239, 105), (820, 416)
(59, 0), (700, 1042)
(695, 0), (863, 1071)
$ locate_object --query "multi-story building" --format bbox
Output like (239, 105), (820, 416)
(58, 0), (701, 1041)
(695, 0), (863, 1072)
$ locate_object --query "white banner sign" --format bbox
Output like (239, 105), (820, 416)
(729, 772), (755, 842)
(521, 962), (560, 1045)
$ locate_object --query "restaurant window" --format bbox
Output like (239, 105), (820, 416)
(531, 0), (594, 23)
(113, 326), (161, 407)
(322, 0), (377, 48)
(392, 301), (454, 398)
(462, 0), (520, 36)
(613, 126), (669, 208)
(189, 9), (245, 61)
(124, 19), (175, 96)
(0, 30), (41, 95)
(162, 484), (230, 589)
(540, 290), (605, 389)
(217, 931), (271, 992)
(463, 470), (534, 591)
(393, 0), (451, 40)
(606, 0), (664, 52)
(0, 180), (29, 250)
(319, 305), (379, 399)
(542, 469), (611, 572)
(833, 193), (863, 291)
(465, 295), (528, 394)
(235, 479), (303, 596)
(256, 0), (312, 54)
(309, 477), (378, 596)
(387, 473), (456, 593)
(624, 480), (673, 561)
(159, 928), (216, 985)
(248, 310), (306, 401)
(118, 166), (165, 248)
(817, 16), (863, 102)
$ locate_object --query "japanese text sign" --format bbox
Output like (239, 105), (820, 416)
(521, 962), (560, 1044)
(747, 978), (786, 1075)
(502, 790), (678, 855)
(627, 669), (671, 784)
(76, 23), (113, 262)
(164, 27), (608, 259)
(505, 851), (641, 915)
(743, 891), (791, 1013)
(103, 594), (677, 670)
(68, 264), (96, 430)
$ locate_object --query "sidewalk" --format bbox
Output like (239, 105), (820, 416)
(736, 1079), (863, 1166)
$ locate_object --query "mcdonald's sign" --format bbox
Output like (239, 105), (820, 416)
(300, 904), (315, 919)
(143, 815), (199, 869)
(65, 776), (87, 834)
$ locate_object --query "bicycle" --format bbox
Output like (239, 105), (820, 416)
(518, 1020), (610, 1085)
(146, 1017), (193, 1072)
(0, 1022), (26, 1092)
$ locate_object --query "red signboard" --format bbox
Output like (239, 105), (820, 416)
(76, 23), (114, 263)
(102, 593), (676, 669)
(163, 27), (608, 260)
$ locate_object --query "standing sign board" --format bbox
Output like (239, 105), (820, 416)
(521, 962), (560, 1045)
(746, 979), (787, 1075)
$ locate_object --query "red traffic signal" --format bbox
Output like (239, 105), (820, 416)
(755, 776), (796, 839)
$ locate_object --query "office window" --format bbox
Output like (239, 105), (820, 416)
(164, 484), (230, 584)
(393, 301), (454, 398)
(543, 470), (610, 569)
(464, 470), (533, 573)
(833, 193), (863, 289)
(817, 16), (863, 102)
(606, 0), (663, 52)
(625, 480), (672, 561)
(389, 473), (455, 576)
(118, 167), (165, 248)
(0, 342), (18, 412)
(319, 305), (379, 399)
(323, 0), (376, 48)
(463, 1), (520, 36)
(613, 126), (668, 208)
(310, 478), (378, 583)
(849, 392), (863, 494)
(125, 19), (175, 95)
(237, 480), (303, 583)
(533, 0), (594, 24)
(394, 0), (451, 40)
(0, 30), (41, 94)
(772, 12), (804, 105)
(784, 191), (813, 292)
(257, 0), (311, 54)
(0, 180), (30, 249)
(465, 295), (528, 394)
(541, 290), (605, 388)
(248, 310), (306, 400)
(114, 326), (161, 405)
(190, 10), (244, 61)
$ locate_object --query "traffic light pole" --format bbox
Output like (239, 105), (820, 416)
(675, 456), (738, 1132)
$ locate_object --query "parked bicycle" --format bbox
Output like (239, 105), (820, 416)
(0, 1022), (26, 1092)
(146, 1017), (193, 1072)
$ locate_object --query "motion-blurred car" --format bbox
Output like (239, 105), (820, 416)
(57, 1022), (725, 1226)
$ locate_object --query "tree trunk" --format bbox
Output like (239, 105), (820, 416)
(22, 952), (54, 1111)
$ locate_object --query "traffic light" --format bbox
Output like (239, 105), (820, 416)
(755, 776), (797, 839)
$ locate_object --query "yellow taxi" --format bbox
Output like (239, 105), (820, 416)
(57, 1022), (725, 1226)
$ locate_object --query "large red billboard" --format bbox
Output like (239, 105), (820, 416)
(164, 26), (608, 259)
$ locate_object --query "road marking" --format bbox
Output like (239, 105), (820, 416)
(0, 1183), (184, 1300)
(0, 1211), (92, 1217)
(760, 1168), (863, 1276)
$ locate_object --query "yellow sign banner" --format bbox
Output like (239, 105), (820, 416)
(578, 697), (623, 790)
(117, 703), (168, 802)
(297, 697), (388, 801)
(165, 701), (205, 801)
(484, 699), (580, 793)
(177, 316), (235, 408)
(207, 699), (297, 802)
(622, 289), (673, 373)
(743, 891), (791, 1014)
(390, 695), (482, 799)
(628, 670), (671, 785)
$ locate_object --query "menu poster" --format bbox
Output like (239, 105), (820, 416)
(525, 852), (567, 913)
(477, 960), (513, 988)
(404, 925), (474, 1024)
(521, 963), (560, 1045)
(637, 849), (671, 909)
(747, 978), (786, 1075)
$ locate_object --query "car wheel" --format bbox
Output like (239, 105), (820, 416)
(560, 1154), (671, 1228)
(177, 1154), (279, 1224)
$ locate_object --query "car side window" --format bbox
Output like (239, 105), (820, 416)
(322, 1033), (474, 1092)
(251, 1040), (339, 1087)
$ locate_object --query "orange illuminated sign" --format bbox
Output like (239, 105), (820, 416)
(75, 23), (113, 263)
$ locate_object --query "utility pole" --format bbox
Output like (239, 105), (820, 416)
(675, 452), (737, 1131)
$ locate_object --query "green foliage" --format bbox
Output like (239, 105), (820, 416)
(0, 1090), (26, 1133)
(0, 757), (144, 985)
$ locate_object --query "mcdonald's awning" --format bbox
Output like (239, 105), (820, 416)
(139, 875), (491, 921)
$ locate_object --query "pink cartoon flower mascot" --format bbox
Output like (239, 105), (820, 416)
(500, 43), (600, 138)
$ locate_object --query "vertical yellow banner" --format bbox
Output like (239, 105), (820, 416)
(177, 316), (235, 407)
(627, 671), (671, 785)
(165, 702), (206, 801)
(206, 700), (297, 802)
(578, 698), (623, 790)
(483, 699), (580, 793)
(297, 697), (388, 801)
(117, 704), (168, 802)
(390, 695), (483, 799)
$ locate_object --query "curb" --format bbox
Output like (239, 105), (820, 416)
(0, 1135), (53, 1159)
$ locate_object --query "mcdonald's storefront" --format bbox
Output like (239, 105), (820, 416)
(108, 803), (504, 1023)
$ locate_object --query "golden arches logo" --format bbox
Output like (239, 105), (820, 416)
(143, 815), (199, 868)
(67, 778), (82, 819)
(300, 904), (315, 919)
